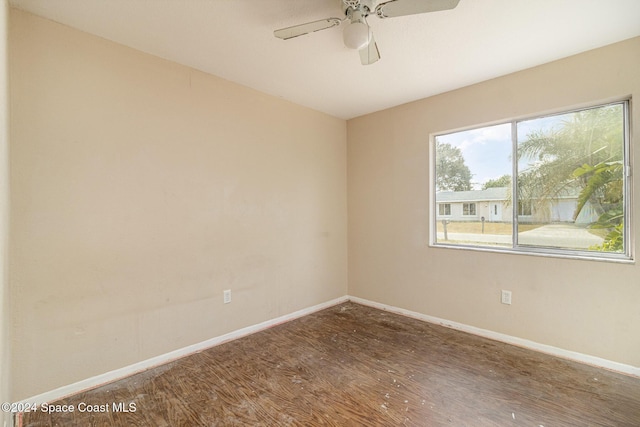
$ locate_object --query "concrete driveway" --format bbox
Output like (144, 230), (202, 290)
(437, 223), (604, 249)
(518, 223), (603, 249)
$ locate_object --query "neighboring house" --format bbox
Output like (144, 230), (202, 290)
(436, 187), (512, 222)
(435, 187), (600, 224)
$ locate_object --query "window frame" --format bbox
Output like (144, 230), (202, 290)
(517, 200), (532, 217)
(429, 99), (633, 263)
(463, 203), (476, 216)
(439, 203), (451, 216)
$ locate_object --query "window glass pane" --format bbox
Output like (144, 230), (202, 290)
(433, 101), (629, 260)
(516, 104), (625, 253)
(435, 123), (512, 247)
(463, 203), (477, 215)
(439, 204), (451, 216)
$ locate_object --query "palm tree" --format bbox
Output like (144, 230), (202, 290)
(573, 161), (624, 252)
(516, 104), (624, 228)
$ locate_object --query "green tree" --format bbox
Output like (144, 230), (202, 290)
(517, 104), (624, 227)
(435, 140), (472, 192)
(573, 161), (624, 252)
(482, 174), (511, 190)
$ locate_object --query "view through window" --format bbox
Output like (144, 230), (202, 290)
(433, 101), (630, 260)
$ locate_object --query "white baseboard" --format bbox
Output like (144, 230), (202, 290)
(348, 295), (640, 378)
(18, 293), (639, 411)
(18, 295), (349, 406)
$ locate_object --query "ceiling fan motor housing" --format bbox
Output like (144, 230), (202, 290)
(342, 0), (377, 15)
(343, 0), (363, 9)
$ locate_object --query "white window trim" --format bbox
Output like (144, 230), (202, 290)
(429, 99), (633, 263)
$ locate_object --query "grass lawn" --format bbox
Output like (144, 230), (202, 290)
(436, 221), (542, 235)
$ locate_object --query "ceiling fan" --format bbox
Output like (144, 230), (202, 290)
(274, 0), (460, 65)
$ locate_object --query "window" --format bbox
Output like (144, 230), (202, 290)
(518, 200), (532, 216)
(463, 203), (476, 216)
(432, 101), (631, 260)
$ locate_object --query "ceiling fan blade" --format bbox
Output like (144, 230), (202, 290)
(274, 18), (343, 40)
(375, 0), (460, 19)
(359, 34), (380, 65)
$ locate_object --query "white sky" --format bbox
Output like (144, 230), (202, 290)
(436, 123), (512, 190)
(436, 115), (566, 190)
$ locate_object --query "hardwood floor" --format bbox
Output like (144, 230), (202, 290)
(19, 302), (640, 426)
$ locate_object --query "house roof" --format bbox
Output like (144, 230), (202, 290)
(436, 187), (508, 203)
(436, 185), (585, 203)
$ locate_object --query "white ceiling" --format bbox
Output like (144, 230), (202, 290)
(9, 0), (640, 119)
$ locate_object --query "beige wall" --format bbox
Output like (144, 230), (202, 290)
(8, 5), (640, 404)
(1, 0), (11, 422)
(9, 9), (347, 400)
(348, 37), (640, 368)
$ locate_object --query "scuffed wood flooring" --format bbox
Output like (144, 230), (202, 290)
(19, 302), (640, 426)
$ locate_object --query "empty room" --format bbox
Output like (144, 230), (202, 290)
(2, 0), (640, 426)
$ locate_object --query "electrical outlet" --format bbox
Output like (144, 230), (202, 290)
(501, 290), (512, 305)
(223, 289), (231, 304)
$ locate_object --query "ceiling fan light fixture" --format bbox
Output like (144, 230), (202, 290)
(343, 20), (370, 50)
(275, 0), (461, 65)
